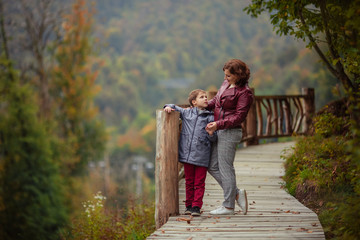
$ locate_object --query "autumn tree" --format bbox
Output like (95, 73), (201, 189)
(244, 0), (360, 119)
(51, 0), (106, 205)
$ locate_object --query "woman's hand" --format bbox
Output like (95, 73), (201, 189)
(164, 106), (175, 113)
(206, 122), (217, 133)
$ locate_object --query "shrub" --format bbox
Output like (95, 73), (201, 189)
(62, 192), (155, 240)
(283, 111), (360, 239)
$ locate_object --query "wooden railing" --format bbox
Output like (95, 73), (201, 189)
(242, 88), (315, 145)
(154, 88), (315, 228)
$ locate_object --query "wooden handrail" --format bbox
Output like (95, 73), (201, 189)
(154, 88), (315, 228)
(246, 88), (315, 143)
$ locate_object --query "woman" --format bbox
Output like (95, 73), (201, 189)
(206, 59), (254, 215)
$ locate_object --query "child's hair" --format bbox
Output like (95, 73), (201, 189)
(223, 59), (250, 87)
(188, 89), (206, 107)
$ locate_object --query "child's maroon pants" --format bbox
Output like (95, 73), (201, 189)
(183, 162), (208, 208)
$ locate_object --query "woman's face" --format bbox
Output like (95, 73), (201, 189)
(224, 69), (238, 85)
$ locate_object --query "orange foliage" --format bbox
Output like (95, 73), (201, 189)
(299, 48), (311, 58)
(117, 128), (151, 152)
(140, 119), (156, 136)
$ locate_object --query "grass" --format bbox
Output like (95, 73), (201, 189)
(282, 110), (360, 239)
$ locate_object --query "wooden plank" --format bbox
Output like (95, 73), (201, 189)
(147, 142), (325, 240)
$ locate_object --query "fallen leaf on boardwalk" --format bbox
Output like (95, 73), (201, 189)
(186, 228), (191, 231)
(176, 217), (192, 224)
(296, 228), (308, 232)
(213, 216), (220, 219)
(292, 211), (300, 214)
(284, 210), (291, 213)
(187, 237), (193, 240)
(161, 230), (165, 233)
(308, 230), (313, 233)
(271, 211), (280, 214)
(311, 223), (318, 227)
(253, 201), (256, 204)
(226, 217), (231, 219)
(286, 228), (292, 230)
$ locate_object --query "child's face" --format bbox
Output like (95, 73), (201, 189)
(192, 92), (208, 109)
(224, 69), (238, 85)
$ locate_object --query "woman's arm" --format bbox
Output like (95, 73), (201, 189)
(215, 89), (254, 130)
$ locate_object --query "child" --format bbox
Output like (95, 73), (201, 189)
(164, 89), (216, 216)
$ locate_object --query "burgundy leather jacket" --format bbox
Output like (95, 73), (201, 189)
(207, 79), (254, 130)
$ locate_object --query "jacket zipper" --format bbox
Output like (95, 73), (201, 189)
(187, 111), (199, 162)
(219, 106), (225, 120)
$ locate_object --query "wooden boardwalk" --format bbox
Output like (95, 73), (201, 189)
(147, 142), (325, 240)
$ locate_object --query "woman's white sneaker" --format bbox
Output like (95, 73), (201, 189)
(209, 206), (234, 215)
(238, 189), (248, 215)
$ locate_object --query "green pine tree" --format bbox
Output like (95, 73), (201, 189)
(0, 58), (68, 239)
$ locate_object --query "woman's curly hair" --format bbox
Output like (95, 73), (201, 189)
(223, 59), (250, 87)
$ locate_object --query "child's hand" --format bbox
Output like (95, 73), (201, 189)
(206, 128), (214, 136)
(164, 106), (175, 113)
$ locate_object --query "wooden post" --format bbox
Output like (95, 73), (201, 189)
(244, 88), (258, 146)
(302, 88), (315, 134)
(155, 110), (180, 229)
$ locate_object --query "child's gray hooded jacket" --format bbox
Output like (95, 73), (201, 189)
(164, 104), (217, 167)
